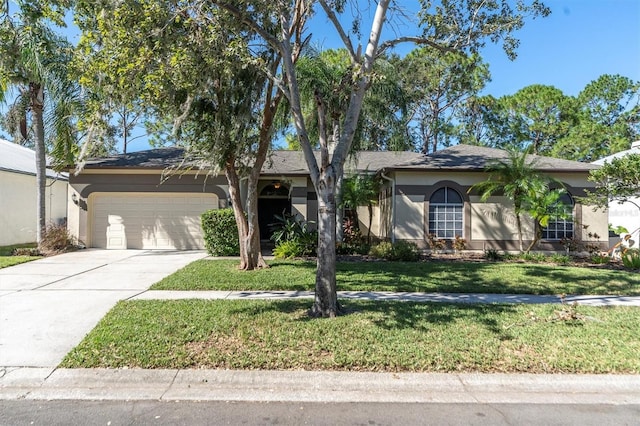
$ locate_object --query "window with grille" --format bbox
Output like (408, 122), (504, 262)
(428, 187), (463, 239)
(542, 193), (574, 240)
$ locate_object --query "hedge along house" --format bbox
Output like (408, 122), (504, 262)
(67, 144), (608, 252)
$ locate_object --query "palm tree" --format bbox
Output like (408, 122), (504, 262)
(470, 148), (549, 252)
(0, 3), (76, 245)
(340, 173), (380, 243)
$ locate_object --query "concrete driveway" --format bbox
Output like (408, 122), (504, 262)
(0, 249), (207, 368)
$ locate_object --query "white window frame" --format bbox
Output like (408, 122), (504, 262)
(428, 187), (464, 240)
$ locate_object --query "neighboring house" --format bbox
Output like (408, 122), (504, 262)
(593, 140), (640, 247)
(66, 144), (608, 252)
(0, 139), (68, 246)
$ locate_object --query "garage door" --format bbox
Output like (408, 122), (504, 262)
(91, 192), (218, 249)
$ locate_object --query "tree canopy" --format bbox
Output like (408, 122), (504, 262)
(583, 154), (640, 210)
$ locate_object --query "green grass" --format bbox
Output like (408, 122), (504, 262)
(150, 259), (640, 295)
(61, 299), (640, 373)
(0, 243), (40, 269)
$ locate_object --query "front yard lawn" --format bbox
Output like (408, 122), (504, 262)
(61, 299), (640, 373)
(0, 244), (40, 269)
(150, 259), (640, 295)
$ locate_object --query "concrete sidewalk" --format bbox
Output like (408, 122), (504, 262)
(1, 367), (639, 404)
(0, 249), (207, 368)
(132, 290), (640, 306)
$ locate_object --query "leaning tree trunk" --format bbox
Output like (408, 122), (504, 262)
(335, 173), (344, 243)
(515, 213), (524, 253)
(311, 167), (341, 318)
(224, 161), (250, 268)
(31, 84), (46, 246)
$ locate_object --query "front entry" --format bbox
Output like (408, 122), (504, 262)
(258, 182), (291, 240)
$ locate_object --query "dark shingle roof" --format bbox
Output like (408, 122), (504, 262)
(79, 144), (598, 174)
(385, 145), (599, 172)
(80, 147), (190, 169)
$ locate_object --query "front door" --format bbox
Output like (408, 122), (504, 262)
(258, 182), (291, 240)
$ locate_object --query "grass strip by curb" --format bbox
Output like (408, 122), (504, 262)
(61, 299), (640, 373)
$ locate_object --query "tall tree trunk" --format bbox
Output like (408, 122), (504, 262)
(335, 173), (344, 243)
(31, 83), (46, 246)
(225, 159), (268, 271)
(367, 203), (374, 244)
(515, 213), (524, 253)
(224, 160), (250, 268)
(311, 167), (340, 318)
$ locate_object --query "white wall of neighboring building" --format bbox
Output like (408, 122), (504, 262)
(593, 141), (640, 247)
(0, 170), (68, 246)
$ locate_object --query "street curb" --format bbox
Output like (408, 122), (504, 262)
(2, 368), (639, 404)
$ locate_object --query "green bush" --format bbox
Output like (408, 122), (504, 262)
(272, 240), (307, 259)
(519, 252), (547, 263)
(369, 240), (420, 261)
(590, 254), (610, 265)
(201, 209), (240, 256)
(484, 248), (503, 261)
(270, 213), (317, 258)
(548, 253), (571, 265)
(622, 249), (640, 270)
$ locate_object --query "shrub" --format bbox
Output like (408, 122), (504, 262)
(337, 218), (370, 255)
(484, 248), (502, 261)
(560, 237), (581, 253)
(369, 240), (420, 261)
(270, 213), (317, 258)
(201, 209), (240, 256)
(453, 235), (466, 251)
(519, 252), (547, 263)
(590, 254), (610, 265)
(12, 247), (40, 256)
(621, 248), (640, 270)
(369, 241), (393, 259)
(426, 233), (446, 251)
(39, 222), (77, 255)
(273, 240), (304, 259)
(548, 253), (571, 265)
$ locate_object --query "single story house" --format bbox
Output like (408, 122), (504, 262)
(0, 139), (68, 246)
(66, 144), (608, 252)
(593, 140), (640, 247)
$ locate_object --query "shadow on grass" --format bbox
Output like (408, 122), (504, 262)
(521, 265), (640, 295)
(337, 261), (640, 295)
(225, 298), (518, 340)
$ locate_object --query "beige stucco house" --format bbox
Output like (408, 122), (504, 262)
(67, 144), (608, 252)
(0, 139), (68, 246)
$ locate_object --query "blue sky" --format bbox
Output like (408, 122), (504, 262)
(478, 0), (640, 97)
(310, 0), (640, 98)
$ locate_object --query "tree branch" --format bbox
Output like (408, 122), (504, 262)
(318, 0), (357, 62)
(377, 36), (457, 57)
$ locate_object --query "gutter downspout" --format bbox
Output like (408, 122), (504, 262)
(380, 170), (396, 243)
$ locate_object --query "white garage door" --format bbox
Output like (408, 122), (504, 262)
(91, 192), (218, 249)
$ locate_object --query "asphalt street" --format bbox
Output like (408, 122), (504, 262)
(2, 400), (640, 426)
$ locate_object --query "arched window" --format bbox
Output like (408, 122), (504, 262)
(428, 187), (463, 239)
(542, 193), (574, 240)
